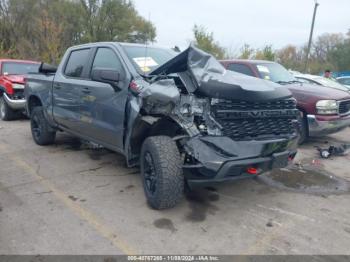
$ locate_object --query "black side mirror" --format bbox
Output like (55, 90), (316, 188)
(91, 68), (122, 90)
(39, 62), (57, 74)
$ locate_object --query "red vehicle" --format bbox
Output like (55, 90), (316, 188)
(220, 59), (350, 143)
(0, 59), (40, 120)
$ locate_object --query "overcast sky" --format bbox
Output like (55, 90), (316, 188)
(132, 0), (350, 52)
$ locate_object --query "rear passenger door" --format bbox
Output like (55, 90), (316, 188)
(79, 46), (130, 150)
(52, 48), (93, 132)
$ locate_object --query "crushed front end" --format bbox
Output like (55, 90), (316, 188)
(181, 97), (299, 185)
(132, 46), (299, 185)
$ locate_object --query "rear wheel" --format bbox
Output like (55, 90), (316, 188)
(0, 96), (17, 121)
(30, 106), (56, 145)
(140, 136), (184, 209)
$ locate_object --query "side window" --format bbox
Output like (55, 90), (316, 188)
(227, 63), (255, 77)
(64, 49), (91, 78)
(92, 48), (124, 73)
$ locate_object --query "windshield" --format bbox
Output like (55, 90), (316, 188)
(337, 78), (350, 86)
(315, 77), (349, 90)
(255, 62), (297, 83)
(122, 45), (177, 74)
(2, 62), (40, 75)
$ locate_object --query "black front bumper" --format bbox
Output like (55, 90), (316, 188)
(183, 135), (298, 186)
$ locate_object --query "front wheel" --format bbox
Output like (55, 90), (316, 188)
(0, 96), (17, 121)
(298, 111), (308, 144)
(140, 136), (184, 209)
(30, 106), (56, 145)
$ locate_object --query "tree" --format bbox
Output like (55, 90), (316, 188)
(276, 45), (304, 71)
(0, 0), (157, 63)
(254, 45), (275, 61)
(98, 0), (156, 43)
(192, 24), (226, 59)
(329, 37), (350, 71)
(238, 44), (254, 59)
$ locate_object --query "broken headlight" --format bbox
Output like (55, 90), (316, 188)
(12, 83), (25, 89)
(316, 100), (338, 115)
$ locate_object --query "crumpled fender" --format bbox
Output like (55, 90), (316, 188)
(124, 78), (184, 166)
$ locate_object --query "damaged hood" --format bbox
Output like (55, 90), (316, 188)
(150, 46), (292, 102)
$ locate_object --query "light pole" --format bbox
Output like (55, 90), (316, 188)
(304, 0), (320, 72)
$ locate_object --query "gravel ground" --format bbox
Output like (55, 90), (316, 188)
(1, 119), (350, 255)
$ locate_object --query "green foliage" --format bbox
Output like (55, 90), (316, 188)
(238, 44), (254, 59)
(328, 39), (350, 71)
(254, 45), (275, 61)
(192, 25), (226, 59)
(0, 0), (156, 64)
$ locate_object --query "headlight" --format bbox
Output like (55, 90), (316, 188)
(12, 83), (25, 89)
(316, 100), (338, 115)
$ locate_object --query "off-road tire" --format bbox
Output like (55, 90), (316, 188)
(298, 111), (308, 144)
(0, 96), (17, 121)
(30, 106), (56, 145)
(140, 136), (184, 209)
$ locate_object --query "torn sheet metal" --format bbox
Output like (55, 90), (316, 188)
(150, 46), (292, 101)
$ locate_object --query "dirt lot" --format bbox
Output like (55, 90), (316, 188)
(1, 119), (350, 255)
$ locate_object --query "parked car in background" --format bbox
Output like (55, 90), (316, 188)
(25, 43), (299, 209)
(0, 59), (40, 120)
(337, 76), (350, 89)
(293, 73), (350, 92)
(220, 59), (350, 143)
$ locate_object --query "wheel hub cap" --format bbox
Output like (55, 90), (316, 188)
(144, 152), (157, 195)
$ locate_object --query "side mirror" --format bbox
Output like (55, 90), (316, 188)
(39, 62), (57, 74)
(91, 68), (122, 90)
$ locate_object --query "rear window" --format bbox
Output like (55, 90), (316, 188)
(122, 45), (177, 74)
(227, 63), (255, 77)
(64, 49), (91, 78)
(2, 62), (39, 75)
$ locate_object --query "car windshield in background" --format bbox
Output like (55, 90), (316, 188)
(337, 78), (350, 86)
(256, 63), (297, 84)
(315, 77), (349, 90)
(122, 45), (177, 74)
(2, 62), (40, 75)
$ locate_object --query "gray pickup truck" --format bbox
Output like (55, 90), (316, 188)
(25, 42), (299, 209)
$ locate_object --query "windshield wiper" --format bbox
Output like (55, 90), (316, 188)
(276, 81), (290, 85)
(276, 80), (301, 85)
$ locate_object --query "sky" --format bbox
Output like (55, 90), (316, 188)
(132, 0), (350, 52)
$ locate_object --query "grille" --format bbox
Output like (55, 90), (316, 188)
(212, 98), (297, 141)
(214, 98), (296, 111)
(11, 90), (24, 100)
(339, 100), (350, 115)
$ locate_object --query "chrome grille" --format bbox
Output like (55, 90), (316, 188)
(339, 100), (350, 115)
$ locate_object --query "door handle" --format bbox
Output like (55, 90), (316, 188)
(82, 88), (91, 94)
(53, 83), (61, 89)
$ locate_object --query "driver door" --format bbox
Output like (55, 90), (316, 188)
(79, 47), (130, 151)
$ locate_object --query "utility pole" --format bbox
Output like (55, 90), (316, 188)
(304, 0), (319, 72)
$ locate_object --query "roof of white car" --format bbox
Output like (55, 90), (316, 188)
(336, 76), (350, 79)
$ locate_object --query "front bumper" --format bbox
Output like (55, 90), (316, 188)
(3, 93), (26, 110)
(184, 135), (298, 186)
(307, 114), (350, 137)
